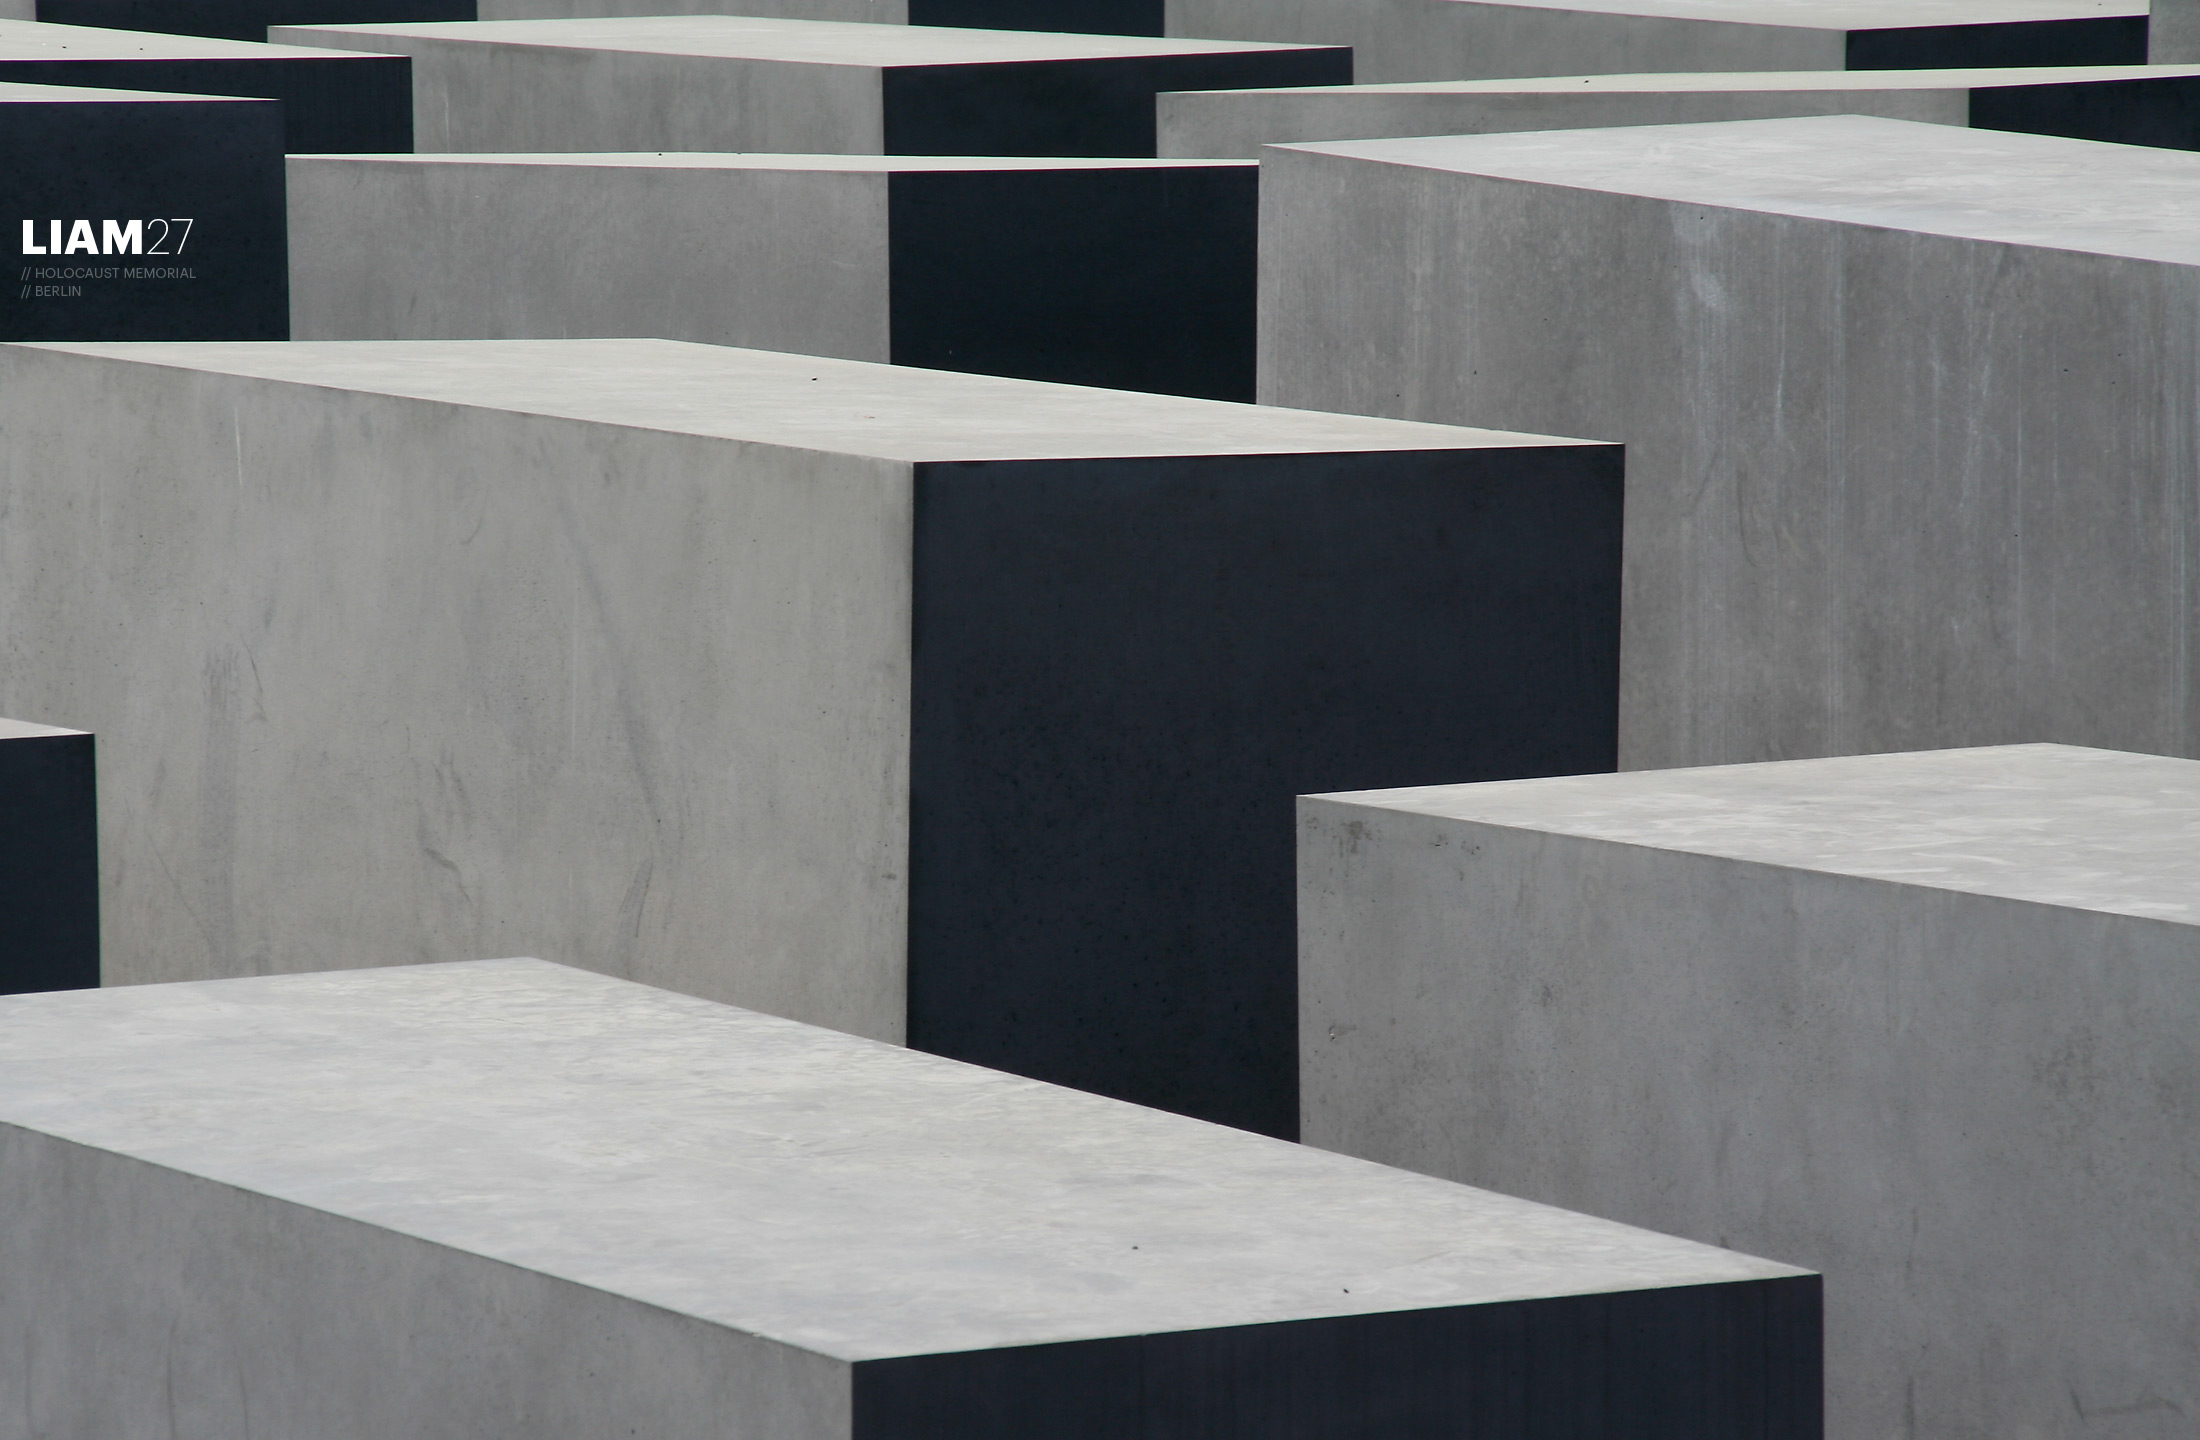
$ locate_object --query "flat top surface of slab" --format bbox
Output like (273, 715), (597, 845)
(1438, 0), (2142, 25)
(292, 151), (1252, 172)
(280, 14), (1332, 62)
(1195, 62), (2200, 97)
(0, 960), (1800, 1359)
(0, 79), (255, 101)
(1289, 115), (2200, 267)
(1318, 744), (2200, 925)
(0, 717), (85, 740)
(13, 339), (1593, 462)
(0, 17), (387, 61)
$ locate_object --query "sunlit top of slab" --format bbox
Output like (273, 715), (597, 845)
(0, 717), (85, 740)
(0, 17), (394, 61)
(15, 338), (1597, 461)
(1285, 115), (2200, 267)
(1318, 744), (2200, 925)
(294, 151), (1252, 172)
(1192, 62), (2200, 97)
(0, 960), (1802, 1360)
(0, 79), (265, 102)
(274, 13), (1338, 63)
(1434, 0), (2142, 26)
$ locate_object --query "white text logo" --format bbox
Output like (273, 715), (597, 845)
(19, 219), (193, 257)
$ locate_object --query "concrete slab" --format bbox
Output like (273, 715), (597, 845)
(36, 0), (469, 43)
(288, 152), (1258, 400)
(469, 0), (1160, 37)
(0, 19), (411, 148)
(1261, 114), (2200, 770)
(3, 81), (286, 339)
(274, 14), (1347, 153)
(2156, 0), (2200, 57)
(0, 959), (1818, 1439)
(1300, 742), (2200, 1440)
(1166, 0), (2147, 84)
(0, 338), (1619, 1138)
(0, 717), (96, 994)
(1161, 62), (2200, 158)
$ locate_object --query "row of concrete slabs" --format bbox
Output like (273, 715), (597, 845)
(6, 1), (2198, 1438)
(8, 722), (2197, 1435)
(4, 0), (2180, 73)
(13, 11), (2200, 158)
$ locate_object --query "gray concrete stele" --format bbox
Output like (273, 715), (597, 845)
(1159, 63), (2200, 159)
(288, 153), (1260, 400)
(272, 14), (1349, 155)
(0, 18), (411, 151)
(0, 338), (1621, 1140)
(3, 80), (287, 341)
(1261, 115), (2200, 771)
(0, 959), (1819, 1438)
(464, 0), (1164, 37)
(0, 717), (96, 994)
(2153, 0), (2200, 59)
(1299, 743), (2200, 1440)
(30, 0), (469, 42)
(1163, 0), (2147, 85)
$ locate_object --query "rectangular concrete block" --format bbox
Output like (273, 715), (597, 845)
(470, 0), (1160, 36)
(0, 959), (1819, 1440)
(3, 81), (286, 340)
(0, 718), (96, 995)
(1299, 743), (2200, 1440)
(1161, 62), (2200, 158)
(1165, 0), (2147, 84)
(0, 19), (412, 149)
(0, 338), (1619, 1138)
(274, 14), (1348, 154)
(1260, 115), (2200, 770)
(288, 152), (1257, 400)
(36, 0), (469, 43)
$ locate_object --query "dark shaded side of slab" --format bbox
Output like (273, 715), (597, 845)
(0, 55), (412, 150)
(0, 732), (98, 994)
(887, 165), (1255, 400)
(905, 447), (1621, 1138)
(881, 48), (1350, 157)
(911, 0), (1163, 36)
(36, 0), (472, 43)
(1846, 16), (2147, 70)
(854, 1275), (1822, 1440)
(1969, 72), (2200, 151)
(2, 97), (286, 340)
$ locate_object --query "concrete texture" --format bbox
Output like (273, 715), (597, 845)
(470, 0), (1161, 36)
(1162, 62), (2200, 158)
(272, 15), (1348, 154)
(0, 19), (412, 149)
(1299, 742), (2200, 1440)
(288, 152), (1259, 400)
(2155, 0), (2200, 57)
(3, 80), (286, 340)
(0, 338), (1618, 1137)
(1261, 115), (2200, 771)
(0, 717), (96, 994)
(0, 959), (1817, 1440)
(36, 0), (470, 43)
(1165, 0), (2146, 84)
